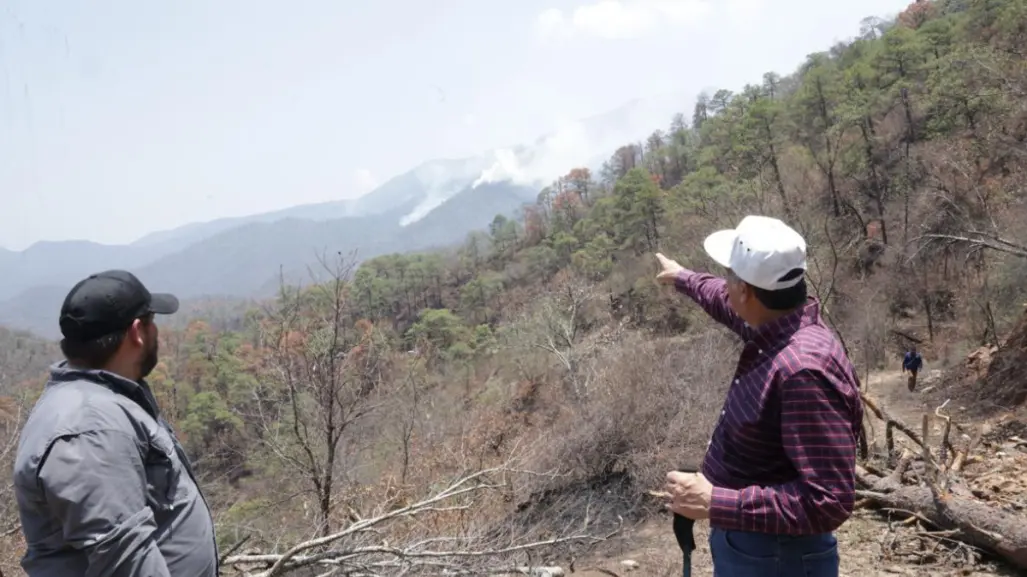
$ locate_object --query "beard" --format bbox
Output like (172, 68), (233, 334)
(139, 334), (159, 379)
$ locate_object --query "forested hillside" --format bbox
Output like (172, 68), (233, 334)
(0, 328), (58, 553)
(4, 1), (1027, 574)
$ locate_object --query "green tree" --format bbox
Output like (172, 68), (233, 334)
(407, 308), (468, 354)
(611, 167), (665, 253)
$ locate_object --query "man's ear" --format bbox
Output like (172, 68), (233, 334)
(128, 318), (147, 347)
(737, 282), (751, 303)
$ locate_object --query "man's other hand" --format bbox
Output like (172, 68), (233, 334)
(664, 471), (712, 520)
(655, 253), (684, 284)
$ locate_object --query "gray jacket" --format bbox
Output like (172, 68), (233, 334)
(12, 362), (218, 577)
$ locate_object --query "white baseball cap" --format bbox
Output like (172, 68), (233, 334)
(702, 215), (807, 291)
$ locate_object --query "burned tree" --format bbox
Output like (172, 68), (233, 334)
(255, 251), (393, 538)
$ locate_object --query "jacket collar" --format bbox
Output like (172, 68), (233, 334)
(48, 360), (161, 420)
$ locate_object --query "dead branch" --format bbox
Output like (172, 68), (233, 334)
(222, 464), (619, 577)
(889, 329), (923, 344)
(911, 231), (1027, 261)
(951, 425), (985, 473)
(220, 535), (253, 567)
(855, 392), (1027, 570)
(491, 568), (567, 576)
(875, 449), (915, 492)
(934, 401), (954, 482)
(862, 394), (919, 452)
(571, 568), (621, 577)
(857, 474), (1027, 570)
(862, 393), (957, 461)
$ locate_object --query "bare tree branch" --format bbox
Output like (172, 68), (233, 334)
(223, 463), (619, 577)
(911, 231), (1027, 261)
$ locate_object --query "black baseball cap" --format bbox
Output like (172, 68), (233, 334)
(59, 270), (179, 342)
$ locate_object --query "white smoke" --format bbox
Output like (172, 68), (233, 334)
(398, 157), (493, 225)
(471, 117), (594, 189)
(470, 96), (678, 190)
(471, 149), (531, 188)
(400, 92), (690, 226)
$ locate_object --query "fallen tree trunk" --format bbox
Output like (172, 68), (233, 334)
(857, 472), (1027, 569)
(853, 394), (1027, 571)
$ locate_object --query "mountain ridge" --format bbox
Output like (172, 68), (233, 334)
(0, 93), (688, 338)
(131, 92), (688, 251)
(0, 181), (540, 339)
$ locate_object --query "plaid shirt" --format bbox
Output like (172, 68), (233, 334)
(674, 270), (863, 535)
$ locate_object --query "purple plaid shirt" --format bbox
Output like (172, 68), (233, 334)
(674, 270), (863, 535)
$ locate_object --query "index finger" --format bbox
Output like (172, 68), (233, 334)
(665, 470), (688, 482)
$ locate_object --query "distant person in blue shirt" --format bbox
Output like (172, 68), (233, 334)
(902, 346), (923, 392)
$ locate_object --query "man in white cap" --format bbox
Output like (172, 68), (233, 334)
(654, 215), (863, 577)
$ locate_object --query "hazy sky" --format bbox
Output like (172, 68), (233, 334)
(0, 0), (909, 250)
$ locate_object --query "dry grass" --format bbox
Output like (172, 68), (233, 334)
(487, 327), (735, 556)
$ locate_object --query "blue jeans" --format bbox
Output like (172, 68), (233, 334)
(705, 528), (838, 577)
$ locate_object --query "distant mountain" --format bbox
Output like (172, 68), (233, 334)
(394, 181), (538, 250)
(135, 210), (405, 298)
(132, 182), (539, 299)
(0, 183), (538, 339)
(0, 241), (160, 301)
(130, 199), (360, 251)
(0, 285), (68, 342)
(0, 93), (687, 338)
(130, 92), (687, 253)
(395, 93), (688, 225)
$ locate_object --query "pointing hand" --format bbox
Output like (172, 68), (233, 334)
(655, 253), (684, 284)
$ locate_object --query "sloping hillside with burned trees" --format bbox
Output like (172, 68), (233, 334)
(4, 0), (1027, 575)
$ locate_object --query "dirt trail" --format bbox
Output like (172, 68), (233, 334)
(865, 369), (931, 422)
(864, 368), (965, 457)
(573, 370), (1015, 577)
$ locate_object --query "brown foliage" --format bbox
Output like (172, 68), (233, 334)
(503, 329), (735, 535)
(898, 0), (937, 30)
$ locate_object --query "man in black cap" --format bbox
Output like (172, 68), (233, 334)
(12, 270), (218, 577)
